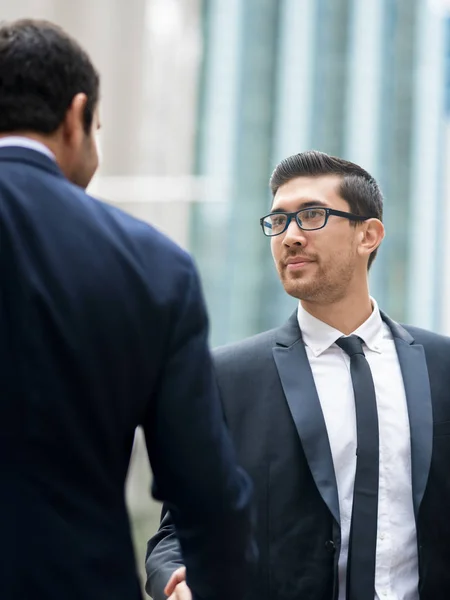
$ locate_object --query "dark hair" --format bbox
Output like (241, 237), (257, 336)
(0, 19), (99, 135)
(270, 150), (383, 268)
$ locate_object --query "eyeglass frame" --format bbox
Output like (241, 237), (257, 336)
(259, 206), (371, 237)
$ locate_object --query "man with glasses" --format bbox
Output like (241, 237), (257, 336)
(146, 150), (450, 600)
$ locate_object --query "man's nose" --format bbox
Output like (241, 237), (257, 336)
(282, 217), (308, 247)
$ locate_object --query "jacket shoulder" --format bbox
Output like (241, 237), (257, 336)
(402, 324), (450, 349)
(213, 327), (279, 369)
(90, 195), (193, 269)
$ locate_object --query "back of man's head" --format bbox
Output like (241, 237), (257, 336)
(0, 19), (99, 135)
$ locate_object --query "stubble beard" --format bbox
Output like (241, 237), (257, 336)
(280, 259), (355, 305)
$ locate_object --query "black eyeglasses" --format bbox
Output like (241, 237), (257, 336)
(260, 207), (370, 237)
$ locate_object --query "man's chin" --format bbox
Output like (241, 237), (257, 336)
(282, 280), (313, 301)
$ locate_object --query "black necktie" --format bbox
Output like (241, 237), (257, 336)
(336, 335), (379, 600)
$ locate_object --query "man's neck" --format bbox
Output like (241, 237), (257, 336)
(301, 289), (373, 335)
(0, 133), (56, 161)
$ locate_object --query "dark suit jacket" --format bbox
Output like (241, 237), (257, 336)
(0, 146), (255, 600)
(146, 311), (450, 600)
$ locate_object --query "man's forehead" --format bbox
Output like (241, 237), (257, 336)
(272, 174), (345, 209)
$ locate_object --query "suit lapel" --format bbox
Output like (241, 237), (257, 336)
(273, 313), (340, 524)
(272, 310), (433, 524)
(381, 312), (433, 518)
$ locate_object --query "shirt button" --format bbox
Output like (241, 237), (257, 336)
(382, 592), (387, 597)
(380, 532), (385, 540)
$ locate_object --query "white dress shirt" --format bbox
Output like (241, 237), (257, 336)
(297, 300), (419, 600)
(0, 135), (55, 160)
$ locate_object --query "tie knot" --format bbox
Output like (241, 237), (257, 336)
(336, 335), (365, 357)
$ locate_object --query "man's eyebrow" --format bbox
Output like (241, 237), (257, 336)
(270, 199), (329, 212)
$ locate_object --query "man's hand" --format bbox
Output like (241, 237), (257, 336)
(164, 567), (192, 600)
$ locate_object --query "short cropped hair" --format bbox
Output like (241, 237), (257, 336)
(0, 19), (99, 134)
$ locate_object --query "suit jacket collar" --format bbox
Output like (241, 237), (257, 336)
(0, 146), (65, 180)
(274, 309), (415, 348)
(274, 311), (302, 347)
(273, 308), (432, 522)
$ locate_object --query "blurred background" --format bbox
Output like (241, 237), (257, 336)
(2, 0), (450, 593)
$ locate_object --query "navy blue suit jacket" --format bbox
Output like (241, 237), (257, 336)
(0, 147), (255, 600)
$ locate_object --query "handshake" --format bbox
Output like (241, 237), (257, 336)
(164, 567), (190, 600)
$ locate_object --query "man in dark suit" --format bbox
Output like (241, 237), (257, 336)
(146, 151), (450, 600)
(0, 19), (256, 600)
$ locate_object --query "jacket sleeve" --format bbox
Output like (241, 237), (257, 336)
(142, 258), (257, 600)
(145, 507), (182, 600)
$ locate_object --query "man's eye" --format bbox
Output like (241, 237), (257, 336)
(302, 209), (325, 222)
(272, 216), (286, 227)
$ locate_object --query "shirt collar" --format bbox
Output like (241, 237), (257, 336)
(0, 136), (56, 161)
(297, 298), (384, 357)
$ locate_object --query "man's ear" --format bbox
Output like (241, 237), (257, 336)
(61, 93), (88, 147)
(357, 219), (385, 260)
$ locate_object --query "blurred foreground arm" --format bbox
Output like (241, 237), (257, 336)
(146, 508), (183, 599)
(143, 260), (256, 600)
